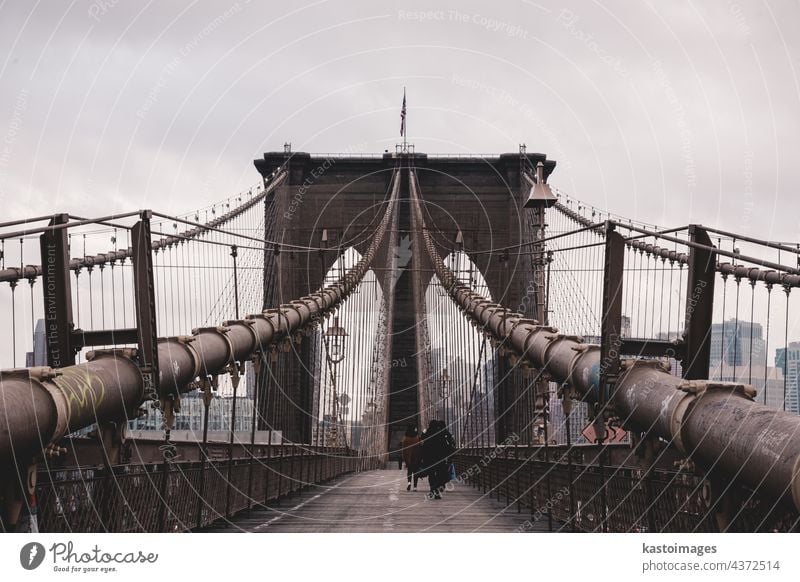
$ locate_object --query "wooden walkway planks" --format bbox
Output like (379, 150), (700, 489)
(202, 469), (551, 533)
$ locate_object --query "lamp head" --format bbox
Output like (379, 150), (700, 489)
(326, 316), (348, 363)
(524, 161), (557, 209)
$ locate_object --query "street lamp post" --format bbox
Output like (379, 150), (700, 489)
(326, 316), (348, 364)
(325, 316), (348, 446)
(524, 161), (557, 444)
(439, 368), (450, 426)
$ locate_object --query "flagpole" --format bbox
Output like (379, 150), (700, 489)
(403, 86), (407, 151)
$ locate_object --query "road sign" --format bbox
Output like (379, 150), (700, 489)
(581, 421), (627, 444)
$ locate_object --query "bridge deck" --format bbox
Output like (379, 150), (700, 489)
(202, 469), (548, 533)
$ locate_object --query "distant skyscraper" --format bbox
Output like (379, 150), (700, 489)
(621, 315), (631, 338)
(548, 390), (590, 445)
(709, 319), (765, 368)
(429, 347), (444, 374)
(245, 360), (256, 400)
(130, 392), (255, 432)
(775, 342), (800, 415)
(26, 319), (46, 367)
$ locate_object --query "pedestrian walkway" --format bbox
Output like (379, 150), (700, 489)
(202, 468), (549, 533)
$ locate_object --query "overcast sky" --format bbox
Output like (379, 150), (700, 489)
(1, 0), (798, 242)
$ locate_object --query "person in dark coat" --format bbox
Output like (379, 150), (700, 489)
(401, 424), (422, 491)
(421, 419), (455, 499)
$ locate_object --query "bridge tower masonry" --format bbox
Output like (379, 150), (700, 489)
(253, 149), (557, 452)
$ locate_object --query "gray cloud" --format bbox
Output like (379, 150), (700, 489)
(0, 0), (798, 242)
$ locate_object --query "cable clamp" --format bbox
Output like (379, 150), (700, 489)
(676, 380), (756, 400)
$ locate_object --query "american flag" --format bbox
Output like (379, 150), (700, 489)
(400, 89), (406, 137)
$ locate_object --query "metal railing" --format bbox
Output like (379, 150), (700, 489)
(455, 446), (798, 532)
(30, 440), (370, 533)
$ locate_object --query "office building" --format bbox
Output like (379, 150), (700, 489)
(776, 342), (800, 414)
(709, 319), (765, 368)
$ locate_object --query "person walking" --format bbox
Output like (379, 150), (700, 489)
(401, 424), (422, 491)
(421, 419), (455, 499)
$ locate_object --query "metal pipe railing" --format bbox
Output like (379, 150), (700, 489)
(409, 168), (800, 511)
(0, 169), (287, 284)
(553, 196), (800, 287)
(0, 168), (399, 465)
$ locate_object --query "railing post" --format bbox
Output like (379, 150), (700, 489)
(598, 222), (625, 533)
(39, 213), (76, 368)
(682, 225), (716, 380)
(247, 355), (261, 509)
(562, 389), (577, 532)
(226, 365), (241, 518)
(131, 211), (171, 532)
(196, 377), (212, 529)
(599, 222), (625, 411)
(263, 350), (277, 503)
(131, 211), (161, 398)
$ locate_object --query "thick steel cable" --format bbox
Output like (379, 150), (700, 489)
(553, 199), (800, 288)
(0, 168), (398, 470)
(408, 165), (800, 513)
(0, 171), (288, 284)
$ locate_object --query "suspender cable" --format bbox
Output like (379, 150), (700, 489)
(0, 169), (399, 466)
(408, 165), (800, 513)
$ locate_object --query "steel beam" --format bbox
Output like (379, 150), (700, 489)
(70, 328), (139, 348)
(131, 212), (162, 398)
(682, 225), (715, 380)
(620, 339), (685, 359)
(599, 224), (625, 407)
(39, 214), (76, 368)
